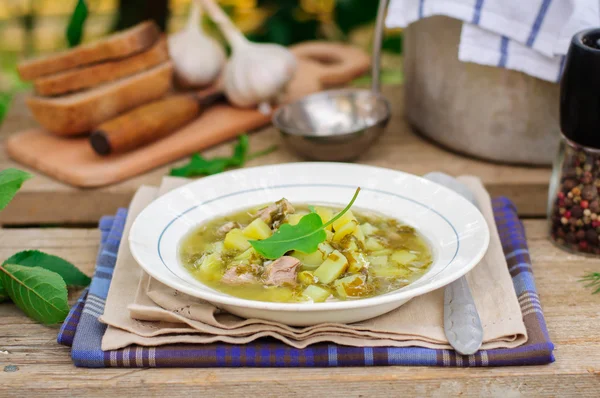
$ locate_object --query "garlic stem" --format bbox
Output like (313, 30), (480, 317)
(196, 0), (248, 50)
(187, 1), (201, 30)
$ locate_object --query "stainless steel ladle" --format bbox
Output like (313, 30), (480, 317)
(272, 0), (391, 161)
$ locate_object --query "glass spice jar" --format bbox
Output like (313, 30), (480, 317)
(548, 28), (600, 255)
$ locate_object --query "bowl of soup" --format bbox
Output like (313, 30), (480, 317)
(129, 163), (489, 326)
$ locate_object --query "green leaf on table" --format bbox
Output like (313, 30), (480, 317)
(0, 279), (8, 302)
(0, 250), (90, 303)
(230, 134), (249, 166)
(4, 250), (91, 287)
(250, 188), (361, 259)
(66, 0), (89, 47)
(0, 264), (69, 324)
(170, 154), (230, 177)
(580, 272), (600, 294)
(170, 134), (277, 178)
(0, 92), (13, 126)
(246, 144), (278, 162)
(0, 168), (32, 211)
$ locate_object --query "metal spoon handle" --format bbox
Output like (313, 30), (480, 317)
(371, 0), (390, 94)
(444, 276), (484, 355)
(423, 172), (484, 355)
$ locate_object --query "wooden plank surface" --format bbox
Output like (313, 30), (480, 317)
(0, 88), (552, 225)
(1, 220), (599, 396)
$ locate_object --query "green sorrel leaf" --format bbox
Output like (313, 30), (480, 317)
(0, 168), (32, 211)
(170, 135), (277, 178)
(250, 188), (361, 259)
(230, 134), (249, 166)
(0, 264), (69, 324)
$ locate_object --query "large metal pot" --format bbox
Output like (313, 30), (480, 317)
(403, 16), (560, 166)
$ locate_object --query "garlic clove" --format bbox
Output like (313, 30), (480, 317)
(224, 43), (297, 108)
(224, 63), (251, 107)
(200, 0), (297, 108)
(168, 2), (226, 88)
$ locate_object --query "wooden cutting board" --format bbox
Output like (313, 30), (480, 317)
(6, 42), (370, 188)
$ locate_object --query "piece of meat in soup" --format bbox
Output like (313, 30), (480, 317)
(216, 221), (240, 236)
(221, 265), (259, 285)
(256, 199), (295, 227)
(263, 256), (301, 286)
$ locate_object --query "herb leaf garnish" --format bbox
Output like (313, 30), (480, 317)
(0, 263), (70, 324)
(250, 188), (361, 259)
(170, 134), (277, 178)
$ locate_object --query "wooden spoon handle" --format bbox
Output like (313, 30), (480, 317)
(90, 94), (201, 156)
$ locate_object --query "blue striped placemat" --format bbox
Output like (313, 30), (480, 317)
(58, 198), (554, 367)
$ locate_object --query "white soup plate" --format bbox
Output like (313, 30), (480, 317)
(129, 163), (490, 326)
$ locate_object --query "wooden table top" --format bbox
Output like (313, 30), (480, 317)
(0, 87), (551, 226)
(1, 221), (599, 396)
(2, 85), (597, 396)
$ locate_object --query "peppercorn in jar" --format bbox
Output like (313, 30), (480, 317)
(548, 141), (600, 254)
(548, 28), (600, 255)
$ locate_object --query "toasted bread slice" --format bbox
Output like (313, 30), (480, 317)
(27, 62), (173, 136)
(33, 37), (169, 96)
(18, 21), (160, 81)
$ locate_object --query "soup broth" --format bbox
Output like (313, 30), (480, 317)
(179, 199), (432, 303)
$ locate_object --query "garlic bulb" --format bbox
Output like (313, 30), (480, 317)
(168, 2), (226, 87)
(199, 0), (297, 108)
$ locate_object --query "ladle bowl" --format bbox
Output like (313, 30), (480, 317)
(273, 88), (390, 161)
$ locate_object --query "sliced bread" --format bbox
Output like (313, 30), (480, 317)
(18, 21), (160, 81)
(33, 37), (169, 96)
(27, 62), (173, 136)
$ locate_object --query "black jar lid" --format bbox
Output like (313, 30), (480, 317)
(561, 28), (600, 149)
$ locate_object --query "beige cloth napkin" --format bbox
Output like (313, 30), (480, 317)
(100, 176), (527, 351)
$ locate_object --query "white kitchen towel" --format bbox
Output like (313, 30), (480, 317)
(386, 0), (600, 82)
